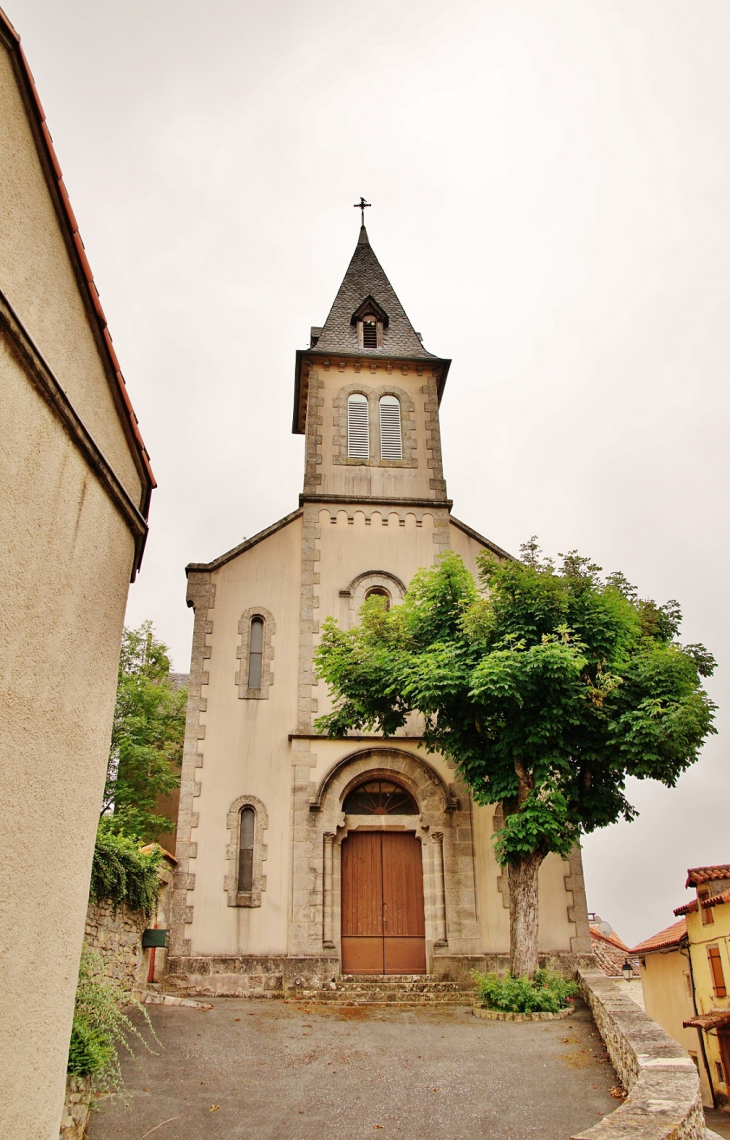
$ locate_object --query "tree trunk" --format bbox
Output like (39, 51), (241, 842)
(508, 850), (545, 978)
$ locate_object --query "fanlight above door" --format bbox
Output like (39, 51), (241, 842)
(343, 780), (418, 816)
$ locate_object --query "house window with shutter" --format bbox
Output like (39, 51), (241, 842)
(347, 393), (369, 458)
(248, 617), (264, 689)
(379, 394), (403, 461)
(238, 806), (255, 893)
(708, 946), (727, 997)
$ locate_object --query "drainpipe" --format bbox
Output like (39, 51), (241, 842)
(682, 941), (716, 1109)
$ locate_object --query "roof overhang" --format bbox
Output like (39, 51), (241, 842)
(292, 349), (452, 435)
(683, 1010), (730, 1032)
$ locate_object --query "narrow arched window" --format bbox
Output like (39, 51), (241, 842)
(347, 393), (369, 458)
(379, 394), (402, 461)
(238, 806), (255, 893)
(248, 617), (264, 689)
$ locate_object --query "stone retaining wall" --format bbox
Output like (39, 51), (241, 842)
(572, 969), (705, 1140)
(58, 1077), (91, 1140)
(84, 898), (148, 993)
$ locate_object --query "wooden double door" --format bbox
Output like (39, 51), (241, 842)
(341, 831), (426, 975)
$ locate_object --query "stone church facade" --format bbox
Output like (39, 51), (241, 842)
(168, 225), (591, 995)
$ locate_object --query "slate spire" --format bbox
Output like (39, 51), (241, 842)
(313, 225), (434, 359)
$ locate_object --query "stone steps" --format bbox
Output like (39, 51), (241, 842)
(291, 974), (473, 1005)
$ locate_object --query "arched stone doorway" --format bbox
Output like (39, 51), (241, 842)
(340, 779), (426, 974)
(309, 747), (463, 975)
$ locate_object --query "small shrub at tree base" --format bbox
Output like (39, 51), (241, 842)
(90, 818), (161, 918)
(474, 968), (578, 1013)
(68, 947), (158, 1094)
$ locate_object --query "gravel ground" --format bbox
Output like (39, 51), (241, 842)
(87, 997), (620, 1140)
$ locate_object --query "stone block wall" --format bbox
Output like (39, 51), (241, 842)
(58, 1077), (91, 1140)
(83, 899), (148, 993)
(572, 969), (705, 1140)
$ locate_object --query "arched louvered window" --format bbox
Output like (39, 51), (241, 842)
(379, 395), (402, 461)
(347, 393), (369, 458)
(248, 617), (264, 689)
(238, 806), (255, 893)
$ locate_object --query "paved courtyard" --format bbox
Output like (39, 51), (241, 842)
(88, 997), (620, 1140)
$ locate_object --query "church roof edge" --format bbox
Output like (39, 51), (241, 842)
(186, 508), (303, 575)
(449, 516), (514, 562)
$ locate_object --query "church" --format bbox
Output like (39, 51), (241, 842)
(167, 222), (591, 996)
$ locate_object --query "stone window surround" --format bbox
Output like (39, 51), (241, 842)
(340, 570), (406, 629)
(310, 749), (461, 962)
(333, 381), (417, 469)
(225, 793), (268, 907)
(236, 606), (275, 699)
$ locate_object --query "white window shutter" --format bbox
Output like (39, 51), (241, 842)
(347, 394), (369, 458)
(379, 396), (402, 461)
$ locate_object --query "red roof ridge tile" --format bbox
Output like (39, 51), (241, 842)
(675, 886), (730, 916)
(685, 864), (730, 888)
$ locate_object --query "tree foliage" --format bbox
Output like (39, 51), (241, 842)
(90, 818), (162, 918)
(315, 541), (715, 882)
(102, 621), (187, 842)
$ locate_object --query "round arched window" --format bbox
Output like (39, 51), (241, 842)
(364, 586), (390, 610)
(343, 780), (418, 815)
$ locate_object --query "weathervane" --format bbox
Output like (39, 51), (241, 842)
(354, 196), (371, 225)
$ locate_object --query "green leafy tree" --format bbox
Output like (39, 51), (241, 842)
(314, 542), (716, 978)
(102, 621), (187, 842)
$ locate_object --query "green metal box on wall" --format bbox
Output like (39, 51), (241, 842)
(142, 928), (169, 949)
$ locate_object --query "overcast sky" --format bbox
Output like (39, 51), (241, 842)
(13, 0), (729, 948)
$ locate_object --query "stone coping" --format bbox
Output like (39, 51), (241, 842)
(571, 969), (705, 1140)
(473, 1004), (573, 1022)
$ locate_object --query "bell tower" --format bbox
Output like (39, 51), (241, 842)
(292, 225), (452, 508)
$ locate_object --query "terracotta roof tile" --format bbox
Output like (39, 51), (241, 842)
(589, 926), (639, 977)
(685, 865), (730, 888)
(683, 1010), (730, 1032)
(632, 918), (687, 955)
(675, 886), (730, 917)
(0, 7), (155, 554)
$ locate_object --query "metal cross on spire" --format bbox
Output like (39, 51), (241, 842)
(354, 196), (371, 225)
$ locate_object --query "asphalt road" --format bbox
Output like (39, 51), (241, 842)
(87, 997), (620, 1140)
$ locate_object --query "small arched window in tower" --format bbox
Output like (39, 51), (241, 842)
(362, 317), (378, 348)
(347, 392), (369, 458)
(365, 586), (390, 611)
(248, 617), (264, 689)
(343, 779), (418, 815)
(238, 806), (255, 893)
(379, 394), (402, 461)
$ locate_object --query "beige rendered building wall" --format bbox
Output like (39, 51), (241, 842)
(0, 47), (142, 502)
(176, 505), (582, 965)
(686, 905), (730, 1105)
(640, 948), (714, 1106)
(184, 517), (303, 957)
(0, 24), (151, 1139)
